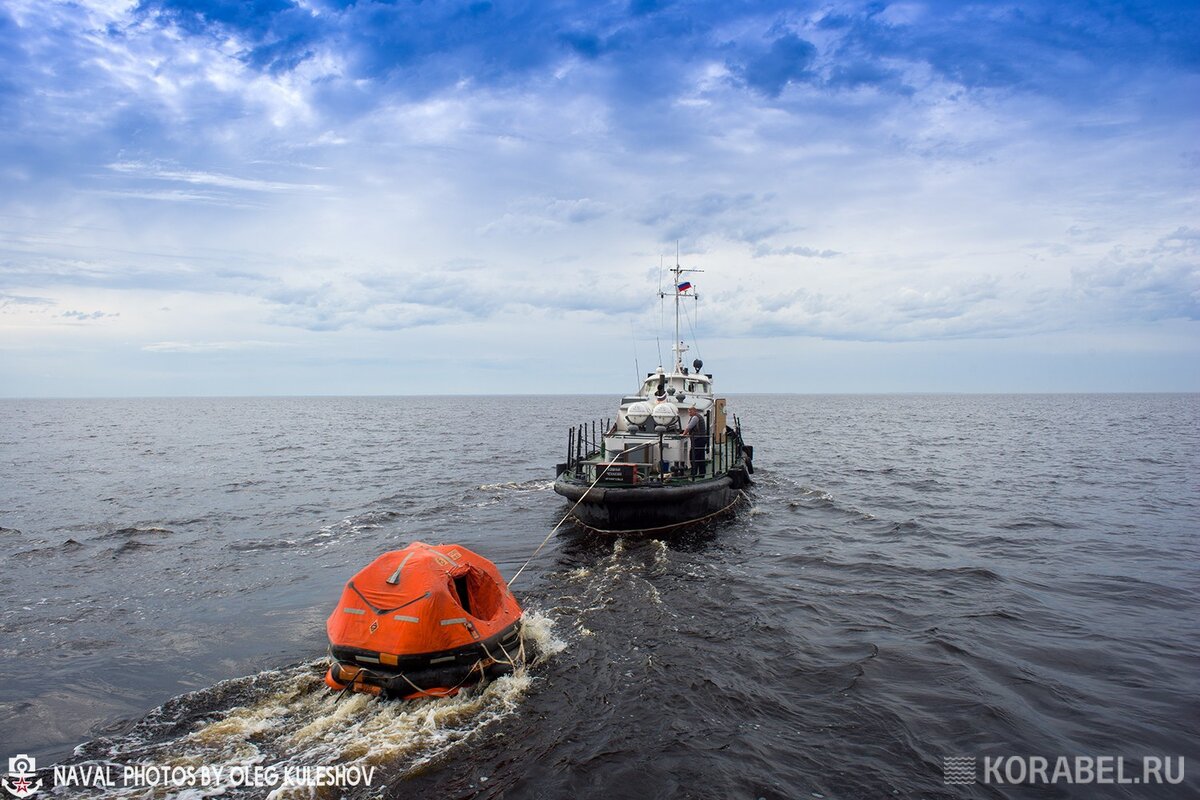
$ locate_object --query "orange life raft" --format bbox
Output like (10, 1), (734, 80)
(324, 542), (523, 699)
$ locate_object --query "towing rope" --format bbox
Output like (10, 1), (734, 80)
(332, 446), (748, 700)
(506, 443), (644, 589)
(509, 441), (753, 586)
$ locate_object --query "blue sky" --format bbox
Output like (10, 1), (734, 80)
(1, 0), (1197, 395)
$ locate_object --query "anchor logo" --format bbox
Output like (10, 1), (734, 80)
(3, 755), (43, 798)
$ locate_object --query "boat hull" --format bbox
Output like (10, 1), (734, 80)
(553, 471), (749, 531)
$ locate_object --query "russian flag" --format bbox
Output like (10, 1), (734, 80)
(677, 281), (692, 292)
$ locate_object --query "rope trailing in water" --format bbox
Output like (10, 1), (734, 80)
(482, 628), (525, 674)
(569, 489), (749, 536)
(506, 443), (643, 589)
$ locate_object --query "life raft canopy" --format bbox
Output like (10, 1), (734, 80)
(325, 541), (523, 698)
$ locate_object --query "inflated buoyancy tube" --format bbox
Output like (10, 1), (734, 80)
(325, 542), (523, 699)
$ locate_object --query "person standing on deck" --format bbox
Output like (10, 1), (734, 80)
(682, 406), (708, 478)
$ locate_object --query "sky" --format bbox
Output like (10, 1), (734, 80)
(0, 0), (1197, 396)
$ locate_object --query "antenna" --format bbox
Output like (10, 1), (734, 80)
(631, 318), (641, 389)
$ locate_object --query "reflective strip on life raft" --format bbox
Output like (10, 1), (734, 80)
(385, 550), (418, 585)
(393, 615), (419, 623)
(440, 618), (467, 626)
(343, 608), (366, 615)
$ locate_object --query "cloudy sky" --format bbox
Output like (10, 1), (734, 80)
(1, 0), (1196, 396)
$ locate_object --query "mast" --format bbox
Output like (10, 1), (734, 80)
(673, 262), (682, 371)
(658, 254), (702, 373)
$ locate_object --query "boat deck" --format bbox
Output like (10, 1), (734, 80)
(567, 437), (744, 486)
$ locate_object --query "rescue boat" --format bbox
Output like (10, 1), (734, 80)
(553, 260), (753, 531)
(325, 542), (523, 699)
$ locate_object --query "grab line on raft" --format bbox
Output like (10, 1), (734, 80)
(391, 618), (528, 700)
(334, 632), (527, 703)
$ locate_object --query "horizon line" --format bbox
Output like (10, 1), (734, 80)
(2, 390), (1197, 401)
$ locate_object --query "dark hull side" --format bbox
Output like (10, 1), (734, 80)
(553, 471), (748, 531)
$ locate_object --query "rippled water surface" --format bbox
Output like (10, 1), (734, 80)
(1, 394), (1197, 798)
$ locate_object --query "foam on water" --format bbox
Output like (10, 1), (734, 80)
(518, 609), (567, 659)
(55, 612), (566, 798)
(476, 480), (555, 492)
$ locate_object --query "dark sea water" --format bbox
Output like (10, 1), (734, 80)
(1, 394), (1197, 799)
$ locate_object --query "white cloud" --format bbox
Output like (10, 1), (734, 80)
(105, 161), (326, 193)
(141, 340), (284, 352)
(61, 309), (120, 320)
(1, 0), (1197, 393)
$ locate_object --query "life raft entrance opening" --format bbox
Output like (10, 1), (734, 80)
(453, 574), (472, 615)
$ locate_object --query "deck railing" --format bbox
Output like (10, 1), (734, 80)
(563, 415), (747, 483)
(566, 418), (611, 472)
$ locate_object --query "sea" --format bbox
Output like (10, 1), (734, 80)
(1, 394), (1197, 799)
